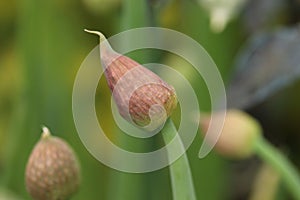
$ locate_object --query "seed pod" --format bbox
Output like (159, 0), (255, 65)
(200, 109), (262, 158)
(85, 29), (178, 130)
(25, 127), (80, 200)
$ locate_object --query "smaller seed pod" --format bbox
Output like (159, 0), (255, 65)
(25, 127), (80, 200)
(200, 109), (262, 159)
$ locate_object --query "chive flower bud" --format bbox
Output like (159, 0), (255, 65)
(200, 109), (262, 158)
(85, 29), (178, 130)
(25, 127), (80, 200)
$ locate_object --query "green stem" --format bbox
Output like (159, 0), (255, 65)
(254, 137), (300, 200)
(161, 119), (197, 200)
(121, 0), (149, 30)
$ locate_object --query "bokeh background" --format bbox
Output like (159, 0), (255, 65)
(1, 0), (300, 199)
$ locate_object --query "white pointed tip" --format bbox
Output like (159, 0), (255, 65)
(84, 29), (98, 34)
(84, 29), (106, 42)
(41, 126), (51, 139)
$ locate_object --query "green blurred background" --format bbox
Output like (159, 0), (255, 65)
(1, 0), (300, 199)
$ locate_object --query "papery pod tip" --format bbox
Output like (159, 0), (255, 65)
(84, 29), (107, 43)
(41, 126), (51, 139)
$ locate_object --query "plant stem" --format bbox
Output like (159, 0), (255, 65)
(121, 0), (149, 30)
(161, 118), (197, 200)
(254, 137), (300, 200)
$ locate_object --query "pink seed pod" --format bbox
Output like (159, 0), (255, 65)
(85, 29), (178, 130)
(25, 127), (80, 200)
